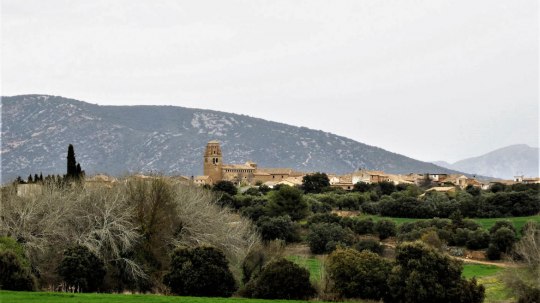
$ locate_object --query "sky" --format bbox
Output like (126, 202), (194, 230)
(1, 0), (538, 163)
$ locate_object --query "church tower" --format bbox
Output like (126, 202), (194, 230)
(203, 140), (223, 182)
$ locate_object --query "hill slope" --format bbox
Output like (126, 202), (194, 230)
(1, 95), (461, 183)
(433, 145), (539, 179)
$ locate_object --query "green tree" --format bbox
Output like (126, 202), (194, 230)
(307, 223), (354, 254)
(164, 246), (237, 297)
(213, 180), (238, 196)
(353, 182), (371, 193)
(385, 241), (484, 303)
(256, 215), (300, 243)
(327, 248), (392, 300)
(489, 220), (517, 235)
(57, 245), (106, 292)
(301, 172), (330, 194)
(0, 237), (36, 291)
(374, 219), (397, 240)
(244, 258), (316, 300)
(266, 185), (308, 220)
(0, 251), (36, 291)
(353, 239), (384, 255)
(377, 181), (396, 196)
(490, 227), (517, 254)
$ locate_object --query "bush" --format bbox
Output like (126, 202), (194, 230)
(256, 216), (300, 243)
(466, 229), (490, 250)
(307, 213), (341, 226)
(385, 241), (485, 303)
(213, 180), (238, 196)
(352, 218), (375, 235)
(490, 227), (517, 254)
(244, 258), (316, 300)
(374, 219), (397, 240)
(307, 223), (354, 254)
(57, 245), (106, 292)
(326, 248), (392, 300)
(353, 239), (384, 255)
(489, 220), (517, 235)
(164, 246), (237, 297)
(486, 244), (502, 260)
(266, 185), (309, 220)
(302, 172), (330, 194)
(0, 250), (36, 291)
(421, 230), (444, 250)
(353, 182), (371, 193)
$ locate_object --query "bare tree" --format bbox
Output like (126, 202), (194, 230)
(502, 224), (540, 302)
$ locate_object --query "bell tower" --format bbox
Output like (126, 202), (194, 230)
(203, 140), (223, 182)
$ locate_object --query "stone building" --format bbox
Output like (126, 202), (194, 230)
(199, 140), (303, 185)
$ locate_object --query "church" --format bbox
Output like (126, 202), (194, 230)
(199, 140), (304, 186)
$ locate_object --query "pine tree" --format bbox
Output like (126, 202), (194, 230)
(67, 144), (77, 178)
(28, 174), (33, 183)
(34, 174), (39, 183)
(39, 173), (43, 181)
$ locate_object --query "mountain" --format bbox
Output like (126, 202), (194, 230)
(1, 95), (463, 183)
(432, 145), (539, 179)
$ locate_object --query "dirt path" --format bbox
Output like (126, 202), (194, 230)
(454, 256), (519, 268)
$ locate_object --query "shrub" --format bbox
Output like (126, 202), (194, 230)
(466, 229), (490, 250)
(489, 220), (517, 235)
(361, 202), (380, 215)
(57, 245), (106, 292)
(374, 219), (397, 240)
(307, 213), (341, 226)
(266, 185), (309, 220)
(307, 223), (354, 254)
(337, 194), (360, 210)
(213, 180), (238, 196)
(353, 239), (384, 255)
(353, 182), (371, 193)
(421, 230), (444, 250)
(486, 244), (502, 260)
(490, 227), (517, 254)
(353, 218), (375, 235)
(0, 250), (36, 291)
(164, 246), (237, 297)
(326, 248), (392, 300)
(244, 258), (316, 300)
(256, 216), (300, 243)
(302, 172), (330, 194)
(385, 241), (485, 303)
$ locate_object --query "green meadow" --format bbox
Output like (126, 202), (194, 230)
(360, 214), (540, 235)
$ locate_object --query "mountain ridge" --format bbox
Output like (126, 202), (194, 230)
(2, 94), (468, 183)
(432, 144), (539, 179)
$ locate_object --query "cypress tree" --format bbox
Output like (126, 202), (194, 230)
(76, 163), (82, 178)
(28, 174), (33, 183)
(34, 174), (39, 183)
(67, 144), (77, 177)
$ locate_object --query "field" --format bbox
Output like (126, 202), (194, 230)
(360, 214), (540, 235)
(1, 291), (334, 303)
(287, 255), (324, 283)
(462, 264), (503, 279)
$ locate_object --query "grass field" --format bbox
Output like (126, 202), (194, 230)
(287, 255), (324, 283)
(0, 291), (331, 303)
(360, 214), (540, 235)
(462, 264), (503, 279)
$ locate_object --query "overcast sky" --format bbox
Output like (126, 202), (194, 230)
(2, 0), (538, 163)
